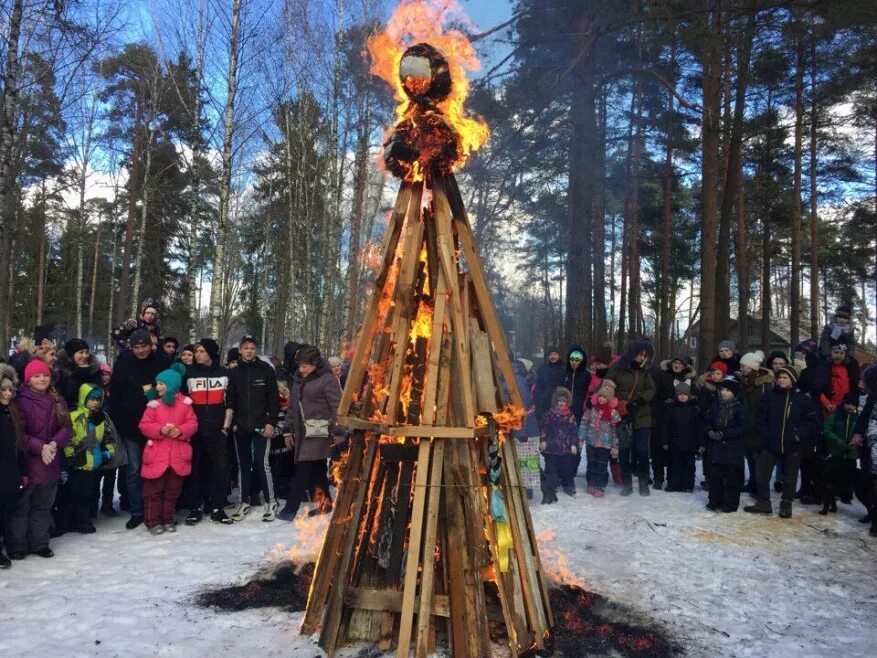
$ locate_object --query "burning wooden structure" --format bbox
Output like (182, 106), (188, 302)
(301, 6), (553, 657)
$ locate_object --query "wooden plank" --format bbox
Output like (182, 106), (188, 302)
(500, 439), (552, 637)
(421, 266), (448, 427)
(302, 430), (367, 635)
(345, 589), (450, 618)
(469, 318), (500, 413)
(444, 174), (524, 410)
(415, 440), (445, 658)
(320, 435), (381, 654)
(386, 425), (476, 439)
(395, 439), (432, 658)
(383, 184), (426, 423)
(504, 437), (554, 626)
(432, 176), (475, 426)
(339, 183), (413, 417)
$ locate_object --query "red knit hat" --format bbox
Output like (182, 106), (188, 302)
(709, 361), (728, 375)
(24, 359), (51, 384)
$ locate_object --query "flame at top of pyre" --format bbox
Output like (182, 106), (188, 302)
(367, 0), (490, 181)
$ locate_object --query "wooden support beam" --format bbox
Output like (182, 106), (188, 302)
(444, 174), (524, 410)
(383, 184), (426, 423)
(432, 175), (475, 425)
(395, 439), (432, 657)
(336, 416), (483, 439)
(345, 589), (450, 618)
(339, 183), (414, 417)
(302, 430), (367, 635)
(320, 435), (381, 654)
(415, 440), (445, 658)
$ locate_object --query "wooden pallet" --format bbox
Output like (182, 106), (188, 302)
(302, 172), (552, 657)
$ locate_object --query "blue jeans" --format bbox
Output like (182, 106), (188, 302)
(619, 427), (651, 479)
(123, 437), (144, 518)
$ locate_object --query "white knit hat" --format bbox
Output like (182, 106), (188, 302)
(740, 350), (764, 371)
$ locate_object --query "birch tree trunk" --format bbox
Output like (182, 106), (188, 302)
(186, 0), (206, 343)
(209, 0), (242, 339)
(0, 0), (24, 348)
(130, 126), (155, 316)
(88, 216), (101, 337)
(790, 30), (805, 350)
(36, 183), (47, 326)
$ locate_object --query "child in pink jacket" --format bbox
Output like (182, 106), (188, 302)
(138, 367), (197, 534)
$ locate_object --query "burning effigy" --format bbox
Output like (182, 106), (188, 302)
(299, 1), (554, 657)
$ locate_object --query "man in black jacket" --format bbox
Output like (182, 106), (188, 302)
(227, 336), (280, 522)
(108, 330), (170, 529)
(534, 348), (566, 419)
(182, 338), (234, 525)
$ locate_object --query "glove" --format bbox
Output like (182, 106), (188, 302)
(102, 450), (112, 463)
(707, 430), (722, 441)
(851, 434), (864, 448)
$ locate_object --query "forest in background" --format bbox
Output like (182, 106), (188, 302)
(0, 0), (874, 367)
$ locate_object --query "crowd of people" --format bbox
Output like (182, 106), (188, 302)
(513, 305), (877, 536)
(0, 298), (346, 567)
(1, 297), (875, 569)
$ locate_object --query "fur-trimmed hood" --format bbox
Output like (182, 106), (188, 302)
(695, 373), (717, 392)
(615, 339), (655, 370)
(659, 359), (695, 379)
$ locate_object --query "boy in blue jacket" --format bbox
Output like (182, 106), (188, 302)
(704, 376), (747, 512)
(744, 366), (821, 519)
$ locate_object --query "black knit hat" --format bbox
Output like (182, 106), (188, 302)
(129, 329), (152, 347)
(196, 337), (220, 361)
(64, 338), (89, 355)
(716, 375), (740, 396)
(842, 391), (859, 406)
(835, 305), (852, 319)
(776, 365), (799, 385)
(226, 347), (241, 365)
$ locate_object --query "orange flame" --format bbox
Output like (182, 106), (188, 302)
(367, 0), (490, 180)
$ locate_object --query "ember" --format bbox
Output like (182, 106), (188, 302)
(199, 562), (681, 658)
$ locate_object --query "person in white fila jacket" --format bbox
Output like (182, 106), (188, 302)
(181, 338), (234, 526)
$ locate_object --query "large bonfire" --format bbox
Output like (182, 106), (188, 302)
(300, 2), (553, 657)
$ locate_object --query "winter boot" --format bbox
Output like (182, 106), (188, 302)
(184, 508), (203, 526)
(653, 479), (664, 491)
(743, 500), (773, 515)
(610, 463), (623, 486)
(620, 476), (633, 497)
(210, 508), (234, 525)
(779, 501), (793, 518)
(818, 500), (837, 516)
(638, 479), (651, 497)
(148, 525), (166, 536)
(0, 550), (10, 569)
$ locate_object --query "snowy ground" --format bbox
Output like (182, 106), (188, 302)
(2, 464), (877, 658)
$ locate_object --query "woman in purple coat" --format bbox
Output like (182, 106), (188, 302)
(6, 360), (72, 559)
